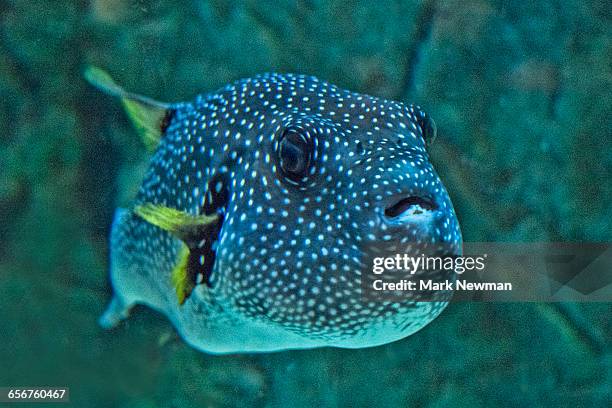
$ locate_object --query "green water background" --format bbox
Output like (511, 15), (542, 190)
(1, 0), (610, 407)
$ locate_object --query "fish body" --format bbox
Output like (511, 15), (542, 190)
(89, 69), (462, 353)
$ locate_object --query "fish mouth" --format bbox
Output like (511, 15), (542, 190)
(383, 195), (437, 223)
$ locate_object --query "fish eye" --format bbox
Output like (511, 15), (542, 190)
(278, 129), (313, 182)
(420, 114), (436, 145)
(411, 105), (437, 145)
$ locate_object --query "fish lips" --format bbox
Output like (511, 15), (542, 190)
(377, 193), (462, 249)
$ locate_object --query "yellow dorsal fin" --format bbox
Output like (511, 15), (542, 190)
(133, 204), (220, 305)
(84, 66), (171, 151)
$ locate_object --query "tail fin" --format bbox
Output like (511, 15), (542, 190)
(84, 65), (172, 151)
(99, 296), (131, 329)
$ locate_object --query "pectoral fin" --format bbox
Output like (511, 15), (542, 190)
(84, 66), (173, 151)
(171, 244), (192, 305)
(134, 204), (222, 304)
(134, 204), (219, 244)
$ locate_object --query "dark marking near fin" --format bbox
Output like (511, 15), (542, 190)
(194, 174), (230, 288)
(187, 212), (224, 289)
(160, 109), (176, 134)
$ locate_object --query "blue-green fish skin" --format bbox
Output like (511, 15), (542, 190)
(100, 73), (462, 353)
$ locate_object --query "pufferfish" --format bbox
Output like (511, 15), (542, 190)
(86, 67), (462, 354)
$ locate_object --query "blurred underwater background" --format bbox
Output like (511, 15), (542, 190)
(0, 0), (610, 406)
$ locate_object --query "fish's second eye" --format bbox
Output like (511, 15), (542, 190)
(411, 105), (437, 145)
(278, 129), (312, 182)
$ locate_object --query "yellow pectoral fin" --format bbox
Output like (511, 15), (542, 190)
(133, 204), (219, 240)
(133, 204), (219, 305)
(84, 65), (171, 151)
(171, 244), (192, 305)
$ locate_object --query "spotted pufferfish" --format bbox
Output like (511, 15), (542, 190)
(86, 67), (462, 354)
